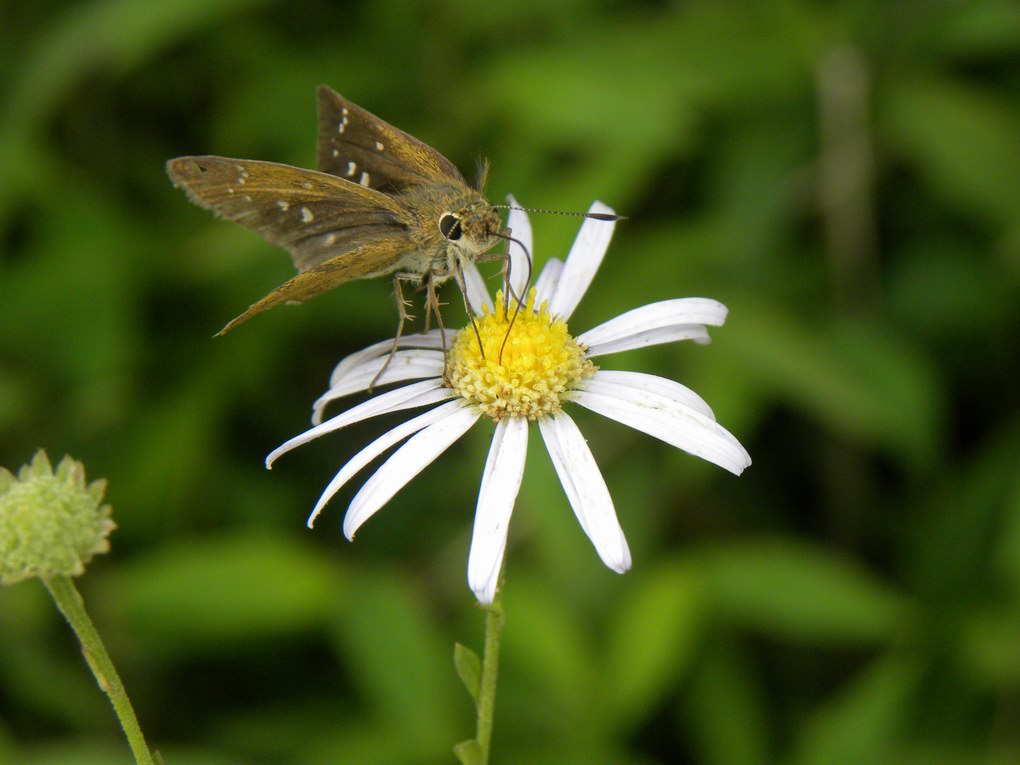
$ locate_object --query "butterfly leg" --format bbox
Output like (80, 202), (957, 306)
(481, 228), (532, 364)
(370, 272), (420, 391)
(502, 247), (513, 314)
(471, 245), (510, 312)
(452, 262), (485, 359)
(474, 234), (514, 312)
(424, 277), (450, 381)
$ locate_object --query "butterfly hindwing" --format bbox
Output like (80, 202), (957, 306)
(315, 85), (467, 193)
(216, 238), (413, 334)
(167, 156), (408, 272)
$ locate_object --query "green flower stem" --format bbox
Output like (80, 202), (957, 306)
(476, 593), (505, 764)
(44, 575), (156, 765)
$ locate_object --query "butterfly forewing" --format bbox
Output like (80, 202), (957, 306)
(167, 156), (407, 272)
(315, 85), (468, 193)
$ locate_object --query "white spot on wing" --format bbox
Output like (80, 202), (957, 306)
(301, 182), (313, 190)
(277, 200), (290, 211)
(359, 171), (371, 186)
(345, 161), (357, 177)
(301, 207), (314, 223)
(374, 141), (384, 151)
(325, 233), (337, 246)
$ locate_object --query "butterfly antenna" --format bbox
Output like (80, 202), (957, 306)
(493, 204), (624, 222)
(494, 231), (533, 364)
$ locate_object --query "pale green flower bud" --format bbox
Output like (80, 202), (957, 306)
(0, 450), (115, 584)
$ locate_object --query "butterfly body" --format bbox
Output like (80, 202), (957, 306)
(167, 86), (502, 334)
(394, 182), (502, 276)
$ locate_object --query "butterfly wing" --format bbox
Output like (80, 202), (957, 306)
(167, 156), (407, 272)
(216, 238), (411, 334)
(167, 156), (416, 332)
(315, 85), (467, 193)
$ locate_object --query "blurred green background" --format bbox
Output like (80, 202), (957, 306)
(3, 1), (1020, 763)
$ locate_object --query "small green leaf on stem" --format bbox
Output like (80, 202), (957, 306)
(454, 642), (482, 702)
(454, 737), (484, 765)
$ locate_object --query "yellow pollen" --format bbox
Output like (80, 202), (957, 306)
(446, 289), (596, 421)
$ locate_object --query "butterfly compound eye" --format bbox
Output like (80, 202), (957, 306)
(439, 213), (463, 240)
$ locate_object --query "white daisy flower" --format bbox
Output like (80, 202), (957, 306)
(267, 201), (751, 604)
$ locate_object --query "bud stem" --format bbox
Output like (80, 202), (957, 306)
(43, 575), (158, 765)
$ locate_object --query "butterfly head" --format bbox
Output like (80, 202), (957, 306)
(437, 200), (501, 257)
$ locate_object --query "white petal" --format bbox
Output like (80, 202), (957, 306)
(268, 379), (453, 468)
(546, 201), (616, 321)
(314, 350), (445, 423)
(308, 399), (464, 527)
(343, 404), (480, 539)
(329, 331), (444, 387)
(538, 413), (631, 573)
(583, 325), (711, 357)
(572, 386), (751, 475)
(505, 195), (534, 301)
(533, 257), (564, 306)
(585, 370), (715, 419)
(577, 298), (728, 355)
(467, 417), (529, 604)
(461, 260), (494, 315)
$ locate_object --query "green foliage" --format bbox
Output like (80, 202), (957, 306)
(2, 0), (1019, 762)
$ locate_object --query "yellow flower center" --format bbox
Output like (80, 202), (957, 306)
(446, 290), (596, 421)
